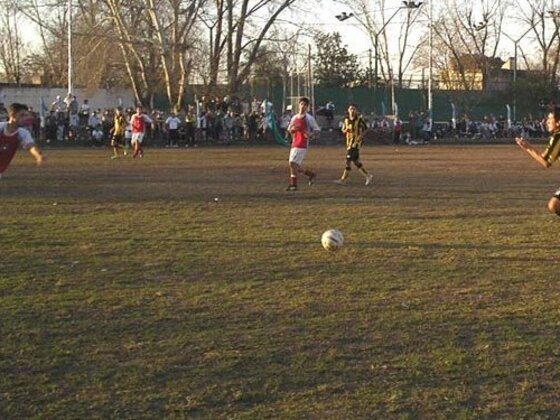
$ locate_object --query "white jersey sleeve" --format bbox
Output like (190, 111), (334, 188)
(306, 114), (321, 133)
(287, 115), (297, 132)
(0, 122), (35, 149)
(18, 127), (35, 149)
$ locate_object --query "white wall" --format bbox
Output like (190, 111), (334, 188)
(0, 86), (136, 113)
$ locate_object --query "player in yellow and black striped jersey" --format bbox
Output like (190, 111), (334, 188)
(335, 104), (373, 185)
(110, 107), (127, 159)
(516, 105), (560, 215)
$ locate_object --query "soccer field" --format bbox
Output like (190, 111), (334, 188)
(2, 145), (560, 417)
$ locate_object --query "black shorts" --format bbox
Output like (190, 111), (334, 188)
(346, 148), (360, 162)
(111, 133), (124, 146)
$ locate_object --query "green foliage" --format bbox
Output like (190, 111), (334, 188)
(246, 46), (285, 87)
(314, 32), (362, 88)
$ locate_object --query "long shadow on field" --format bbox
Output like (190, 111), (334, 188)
(179, 237), (552, 262)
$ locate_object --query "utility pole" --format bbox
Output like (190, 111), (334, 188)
(308, 44), (315, 116)
(428, 0), (433, 130)
(68, 0), (73, 94)
(368, 49), (372, 88)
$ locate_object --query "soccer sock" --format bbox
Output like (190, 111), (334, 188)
(341, 168), (350, 180)
(358, 167), (369, 178)
(290, 174), (297, 186)
(303, 169), (314, 178)
(138, 145), (144, 155)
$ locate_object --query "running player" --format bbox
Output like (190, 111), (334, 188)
(516, 105), (560, 215)
(335, 104), (373, 185)
(130, 106), (153, 158)
(0, 103), (45, 179)
(286, 97), (320, 191)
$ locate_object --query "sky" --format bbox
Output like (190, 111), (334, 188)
(18, 0), (560, 73)
(310, 0), (560, 67)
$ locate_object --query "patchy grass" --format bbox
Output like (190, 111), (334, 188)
(1, 145), (560, 418)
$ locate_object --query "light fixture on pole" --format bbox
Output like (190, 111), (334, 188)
(335, 12), (354, 21)
(402, 1), (423, 8)
(374, 2), (424, 96)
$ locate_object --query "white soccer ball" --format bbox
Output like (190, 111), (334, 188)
(321, 229), (344, 251)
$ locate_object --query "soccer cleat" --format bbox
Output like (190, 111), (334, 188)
(334, 179), (347, 185)
(308, 173), (316, 186)
(365, 174), (374, 186)
(286, 185), (298, 191)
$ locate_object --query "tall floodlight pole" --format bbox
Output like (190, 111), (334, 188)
(68, 0), (73, 94)
(373, 8), (402, 93)
(503, 25), (540, 123)
(428, 0), (433, 130)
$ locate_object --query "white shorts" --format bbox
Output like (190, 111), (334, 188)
(289, 147), (308, 166)
(131, 132), (145, 144)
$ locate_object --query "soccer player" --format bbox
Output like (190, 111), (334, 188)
(0, 103), (45, 178)
(130, 106), (153, 158)
(335, 104), (373, 185)
(110, 107), (127, 159)
(516, 105), (560, 215)
(286, 97), (320, 191)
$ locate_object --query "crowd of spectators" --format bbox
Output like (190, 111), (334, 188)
(362, 111), (547, 144)
(2, 93), (551, 147)
(35, 93), (289, 147)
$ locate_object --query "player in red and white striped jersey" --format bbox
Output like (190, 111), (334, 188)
(0, 103), (45, 178)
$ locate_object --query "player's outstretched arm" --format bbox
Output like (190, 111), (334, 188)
(515, 137), (550, 168)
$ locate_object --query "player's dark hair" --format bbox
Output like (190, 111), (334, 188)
(8, 103), (29, 117)
(299, 97), (310, 106)
(549, 105), (560, 120)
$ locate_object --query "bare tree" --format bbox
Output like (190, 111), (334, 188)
(513, 0), (560, 87)
(17, 0), (70, 86)
(418, 0), (508, 91)
(144, 0), (202, 110)
(0, 2), (24, 84)
(203, 0), (298, 95)
(332, 0), (423, 88)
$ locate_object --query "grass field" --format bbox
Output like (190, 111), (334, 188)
(2, 145), (560, 418)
